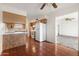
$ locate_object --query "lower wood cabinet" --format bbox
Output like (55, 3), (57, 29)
(3, 34), (26, 50)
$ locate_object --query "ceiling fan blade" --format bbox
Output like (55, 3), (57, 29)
(52, 3), (57, 8)
(40, 3), (46, 10)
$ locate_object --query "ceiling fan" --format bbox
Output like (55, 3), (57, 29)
(40, 3), (58, 10)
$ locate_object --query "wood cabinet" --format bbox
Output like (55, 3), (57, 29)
(3, 11), (26, 24)
(40, 18), (47, 24)
(3, 34), (26, 50)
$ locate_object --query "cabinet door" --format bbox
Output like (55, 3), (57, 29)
(9, 34), (15, 48)
(3, 11), (26, 24)
(16, 14), (26, 24)
(3, 35), (10, 50)
(3, 34), (26, 50)
(13, 34), (26, 47)
(3, 12), (15, 23)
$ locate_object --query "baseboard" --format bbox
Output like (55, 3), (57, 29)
(58, 35), (78, 38)
(43, 40), (55, 44)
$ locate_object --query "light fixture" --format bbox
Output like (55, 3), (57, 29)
(65, 18), (75, 21)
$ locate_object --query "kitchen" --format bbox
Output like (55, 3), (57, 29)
(0, 11), (27, 55)
(0, 3), (79, 56)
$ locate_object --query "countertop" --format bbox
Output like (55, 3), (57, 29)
(0, 32), (28, 35)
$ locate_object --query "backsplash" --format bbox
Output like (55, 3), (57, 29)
(4, 23), (26, 33)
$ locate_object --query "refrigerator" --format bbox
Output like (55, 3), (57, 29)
(35, 22), (46, 42)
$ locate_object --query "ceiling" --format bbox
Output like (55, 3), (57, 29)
(0, 3), (79, 19)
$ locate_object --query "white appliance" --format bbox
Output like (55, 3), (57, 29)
(35, 22), (46, 42)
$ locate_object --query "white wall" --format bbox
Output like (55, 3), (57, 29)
(56, 12), (78, 51)
(46, 14), (55, 43)
(55, 7), (79, 51)
(45, 6), (79, 43)
(56, 12), (78, 37)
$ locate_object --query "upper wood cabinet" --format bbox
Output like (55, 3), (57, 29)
(3, 11), (26, 24)
(40, 18), (47, 24)
(15, 14), (26, 24)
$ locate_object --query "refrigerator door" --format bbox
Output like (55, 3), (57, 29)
(35, 23), (46, 42)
